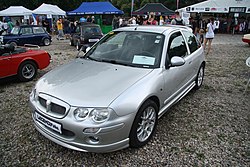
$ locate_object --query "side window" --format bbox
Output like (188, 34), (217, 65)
(182, 31), (199, 54)
(167, 31), (188, 59)
(20, 27), (33, 35)
(33, 27), (45, 34)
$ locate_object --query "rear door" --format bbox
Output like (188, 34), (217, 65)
(182, 30), (203, 79)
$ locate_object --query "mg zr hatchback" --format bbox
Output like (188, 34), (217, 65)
(30, 25), (205, 153)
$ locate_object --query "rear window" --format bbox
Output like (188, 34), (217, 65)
(33, 27), (46, 34)
(83, 26), (102, 34)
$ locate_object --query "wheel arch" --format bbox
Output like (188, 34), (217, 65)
(18, 59), (39, 72)
(7, 40), (19, 45)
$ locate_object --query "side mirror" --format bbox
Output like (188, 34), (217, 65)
(170, 56), (185, 67)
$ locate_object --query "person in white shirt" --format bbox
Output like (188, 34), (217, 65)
(214, 18), (220, 34)
(203, 17), (216, 55)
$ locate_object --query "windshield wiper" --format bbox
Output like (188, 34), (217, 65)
(100, 59), (130, 66)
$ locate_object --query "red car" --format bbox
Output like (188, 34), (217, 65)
(0, 44), (51, 81)
(242, 34), (250, 46)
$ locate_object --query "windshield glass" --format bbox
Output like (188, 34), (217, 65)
(83, 31), (164, 68)
(11, 27), (20, 35)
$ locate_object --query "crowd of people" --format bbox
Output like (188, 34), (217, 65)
(1, 12), (249, 55)
(113, 11), (186, 28)
(0, 18), (15, 35)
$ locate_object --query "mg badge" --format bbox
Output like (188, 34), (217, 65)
(46, 100), (51, 112)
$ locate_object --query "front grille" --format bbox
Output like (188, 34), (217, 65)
(39, 97), (46, 108)
(38, 96), (66, 116)
(51, 103), (66, 115)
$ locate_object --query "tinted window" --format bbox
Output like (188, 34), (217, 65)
(167, 31), (188, 58)
(83, 27), (101, 34)
(182, 31), (199, 54)
(33, 27), (45, 34)
(21, 27), (33, 35)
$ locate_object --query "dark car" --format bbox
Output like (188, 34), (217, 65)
(69, 23), (103, 51)
(0, 25), (52, 46)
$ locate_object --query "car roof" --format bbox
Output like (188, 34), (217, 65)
(114, 25), (192, 34)
(18, 25), (43, 28)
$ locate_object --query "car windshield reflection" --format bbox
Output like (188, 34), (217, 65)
(83, 31), (164, 68)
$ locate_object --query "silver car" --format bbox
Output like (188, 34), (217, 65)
(30, 25), (205, 153)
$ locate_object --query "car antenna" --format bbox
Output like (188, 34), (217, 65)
(134, 26), (138, 31)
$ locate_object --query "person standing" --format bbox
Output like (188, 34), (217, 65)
(7, 19), (14, 34)
(56, 18), (64, 40)
(171, 11), (185, 25)
(214, 18), (220, 34)
(203, 18), (215, 55)
(80, 16), (86, 23)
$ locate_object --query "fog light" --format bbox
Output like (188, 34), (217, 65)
(83, 127), (100, 134)
(88, 136), (100, 144)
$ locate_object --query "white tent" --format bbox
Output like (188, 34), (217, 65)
(33, 3), (66, 16)
(179, 0), (250, 13)
(0, 6), (32, 16)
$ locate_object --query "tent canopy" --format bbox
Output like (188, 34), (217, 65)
(132, 3), (174, 16)
(180, 0), (250, 13)
(67, 2), (124, 15)
(0, 6), (32, 16)
(33, 3), (66, 15)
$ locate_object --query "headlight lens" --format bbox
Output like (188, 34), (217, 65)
(90, 108), (110, 123)
(74, 108), (89, 121)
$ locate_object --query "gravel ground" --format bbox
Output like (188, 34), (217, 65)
(0, 34), (249, 166)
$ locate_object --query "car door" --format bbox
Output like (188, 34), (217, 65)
(0, 53), (12, 78)
(162, 31), (193, 105)
(18, 27), (35, 45)
(182, 30), (203, 80)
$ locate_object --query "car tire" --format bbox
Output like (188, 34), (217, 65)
(43, 38), (51, 46)
(9, 41), (17, 47)
(194, 64), (205, 90)
(18, 61), (37, 82)
(129, 99), (158, 148)
(76, 41), (81, 51)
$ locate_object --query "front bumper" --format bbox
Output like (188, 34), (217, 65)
(30, 97), (135, 153)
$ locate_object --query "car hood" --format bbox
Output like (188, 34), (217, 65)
(36, 58), (153, 107)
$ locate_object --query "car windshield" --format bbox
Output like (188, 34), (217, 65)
(11, 27), (20, 35)
(84, 31), (164, 68)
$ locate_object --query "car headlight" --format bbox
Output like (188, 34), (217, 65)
(74, 108), (89, 121)
(90, 108), (110, 123)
